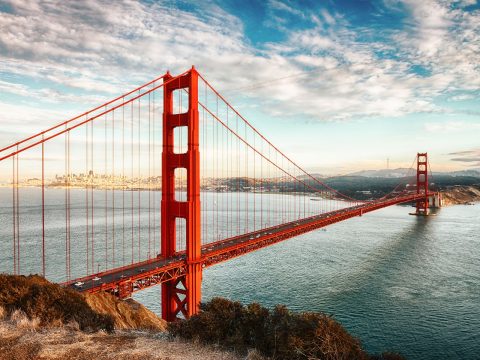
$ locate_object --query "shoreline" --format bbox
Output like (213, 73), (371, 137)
(440, 185), (480, 206)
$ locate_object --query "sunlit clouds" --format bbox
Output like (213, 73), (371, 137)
(0, 0), (479, 172)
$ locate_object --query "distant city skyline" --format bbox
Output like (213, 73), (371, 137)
(0, 0), (479, 173)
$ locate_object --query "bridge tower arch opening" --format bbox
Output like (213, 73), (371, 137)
(161, 67), (201, 321)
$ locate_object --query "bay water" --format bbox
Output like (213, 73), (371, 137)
(0, 188), (478, 359)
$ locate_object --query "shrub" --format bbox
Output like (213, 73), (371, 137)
(0, 274), (113, 332)
(169, 297), (396, 360)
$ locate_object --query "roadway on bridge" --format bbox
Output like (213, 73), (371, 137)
(68, 195), (420, 295)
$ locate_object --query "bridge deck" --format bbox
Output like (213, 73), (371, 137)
(65, 193), (428, 297)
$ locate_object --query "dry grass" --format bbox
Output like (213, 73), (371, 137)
(85, 292), (167, 331)
(0, 320), (253, 360)
(9, 310), (40, 330)
(0, 275), (257, 359)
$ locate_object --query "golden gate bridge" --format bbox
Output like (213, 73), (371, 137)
(0, 67), (440, 321)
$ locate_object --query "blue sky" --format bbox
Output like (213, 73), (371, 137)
(0, 0), (479, 173)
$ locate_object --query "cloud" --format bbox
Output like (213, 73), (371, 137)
(425, 121), (480, 133)
(449, 149), (478, 155)
(448, 148), (480, 167)
(0, 0), (250, 88)
(0, 0), (478, 134)
(320, 9), (336, 26)
(391, 0), (480, 91)
(455, 0), (477, 7)
(449, 93), (477, 101)
(450, 157), (480, 162)
(267, 0), (305, 18)
(0, 100), (68, 148)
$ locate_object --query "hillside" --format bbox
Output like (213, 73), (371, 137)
(84, 292), (166, 331)
(0, 274), (166, 332)
(348, 168), (480, 178)
(317, 175), (480, 201)
(441, 185), (480, 205)
(0, 274), (247, 360)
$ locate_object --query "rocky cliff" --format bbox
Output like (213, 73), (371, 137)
(440, 185), (480, 205)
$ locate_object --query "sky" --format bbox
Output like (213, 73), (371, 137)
(0, 0), (479, 174)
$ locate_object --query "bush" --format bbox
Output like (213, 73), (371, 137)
(169, 297), (401, 360)
(0, 274), (113, 332)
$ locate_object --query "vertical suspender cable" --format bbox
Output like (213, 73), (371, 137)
(41, 136), (45, 277)
(216, 95), (219, 240)
(131, 101), (134, 264)
(138, 96), (141, 261)
(226, 105), (229, 238)
(112, 110), (115, 267)
(16, 149), (20, 274)
(148, 92), (151, 258)
(105, 107), (108, 270)
(201, 83), (205, 244)
(64, 127), (68, 279)
(152, 88), (156, 253)
(253, 134), (256, 231)
(90, 120), (94, 274)
(236, 114), (239, 235)
(122, 98), (125, 266)
(67, 130), (71, 280)
(12, 154), (16, 274)
(260, 139), (263, 229)
(86, 119), (89, 275)
(245, 121), (248, 232)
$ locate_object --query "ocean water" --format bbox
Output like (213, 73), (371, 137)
(134, 203), (480, 360)
(0, 188), (478, 359)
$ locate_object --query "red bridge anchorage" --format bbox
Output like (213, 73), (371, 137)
(0, 66), (440, 321)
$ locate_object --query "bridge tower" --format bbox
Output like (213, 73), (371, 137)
(415, 152), (429, 215)
(161, 67), (202, 321)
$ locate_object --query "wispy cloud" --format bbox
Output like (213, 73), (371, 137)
(425, 121), (480, 133)
(0, 0), (478, 128)
(448, 148), (480, 167)
(392, 0), (480, 92)
(448, 93), (477, 101)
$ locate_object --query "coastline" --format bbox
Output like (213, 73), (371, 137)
(440, 185), (480, 206)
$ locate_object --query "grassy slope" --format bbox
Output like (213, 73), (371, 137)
(0, 274), (247, 360)
(85, 292), (166, 331)
(0, 320), (246, 360)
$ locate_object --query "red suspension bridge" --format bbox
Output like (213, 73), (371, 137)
(0, 67), (440, 321)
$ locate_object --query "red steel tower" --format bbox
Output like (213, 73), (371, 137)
(161, 67), (202, 321)
(415, 152), (429, 215)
